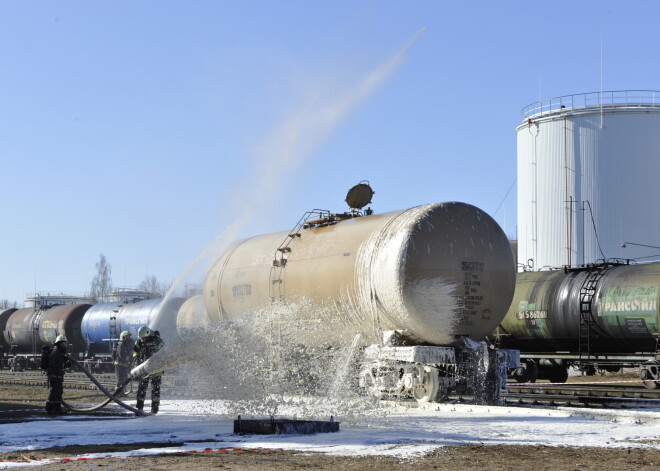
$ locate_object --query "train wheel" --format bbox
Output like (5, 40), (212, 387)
(412, 366), (439, 403)
(526, 361), (539, 383)
(545, 367), (568, 384)
(640, 362), (660, 390)
(358, 368), (384, 400)
(514, 361), (538, 383)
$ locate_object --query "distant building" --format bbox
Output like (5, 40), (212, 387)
(107, 288), (157, 304)
(23, 293), (95, 308)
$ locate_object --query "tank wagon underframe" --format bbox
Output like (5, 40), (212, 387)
(359, 343), (519, 403)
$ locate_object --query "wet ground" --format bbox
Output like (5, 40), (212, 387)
(0, 384), (120, 424)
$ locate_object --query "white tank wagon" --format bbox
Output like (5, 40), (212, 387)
(517, 90), (660, 270)
(203, 199), (519, 403)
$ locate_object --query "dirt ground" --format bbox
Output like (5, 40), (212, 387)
(1, 381), (659, 470)
(1, 443), (659, 471)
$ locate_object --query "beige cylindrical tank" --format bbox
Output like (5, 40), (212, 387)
(176, 295), (212, 335)
(204, 202), (515, 346)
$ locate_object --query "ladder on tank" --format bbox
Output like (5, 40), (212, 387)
(268, 209), (331, 302)
(578, 264), (616, 364)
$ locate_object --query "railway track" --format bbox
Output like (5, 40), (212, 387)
(504, 382), (660, 409)
(0, 370), (191, 394)
(3, 370), (660, 409)
(0, 370), (117, 390)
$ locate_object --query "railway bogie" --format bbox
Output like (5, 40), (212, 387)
(640, 361), (660, 389)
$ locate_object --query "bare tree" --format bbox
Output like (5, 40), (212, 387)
(0, 299), (17, 309)
(90, 254), (113, 303)
(138, 275), (170, 297)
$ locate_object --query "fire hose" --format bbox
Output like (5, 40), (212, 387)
(62, 355), (149, 416)
(60, 341), (184, 415)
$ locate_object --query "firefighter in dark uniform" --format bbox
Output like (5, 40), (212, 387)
(46, 335), (71, 415)
(133, 326), (164, 414)
(113, 330), (133, 395)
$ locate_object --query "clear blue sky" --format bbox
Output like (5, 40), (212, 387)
(1, 1), (657, 303)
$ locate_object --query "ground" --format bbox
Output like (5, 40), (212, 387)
(1, 381), (659, 470)
(2, 443), (660, 470)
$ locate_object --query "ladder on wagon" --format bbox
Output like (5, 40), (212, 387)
(268, 209), (332, 302)
(267, 209), (333, 376)
(577, 263), (617, 365)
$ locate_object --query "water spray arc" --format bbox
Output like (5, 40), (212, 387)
(62, 191), (519, 415)
(149, 28), (425, 335)
(30, 30), (456, 415)
(135, 29), (519, 406)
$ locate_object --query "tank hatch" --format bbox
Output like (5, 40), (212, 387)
(345, 181), (374, 210)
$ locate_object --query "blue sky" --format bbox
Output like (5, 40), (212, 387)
(1, 1), (658, 303)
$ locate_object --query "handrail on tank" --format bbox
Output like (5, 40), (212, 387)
(521, 90), (660, 120)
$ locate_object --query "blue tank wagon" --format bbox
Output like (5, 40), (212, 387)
(80, 297), (184, 370)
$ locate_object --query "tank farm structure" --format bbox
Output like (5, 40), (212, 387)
(493, 90), (660, 388)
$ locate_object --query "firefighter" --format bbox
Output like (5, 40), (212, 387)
(133, 325), (164, 414)
(46, 335), (71, 415)
(113, 330), (133, 395)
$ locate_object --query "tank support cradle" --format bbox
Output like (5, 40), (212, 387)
(358, 343), (520, 404)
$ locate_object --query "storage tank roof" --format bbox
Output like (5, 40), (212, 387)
(24, 293), (94, 308)
(521, 90), (660, 121)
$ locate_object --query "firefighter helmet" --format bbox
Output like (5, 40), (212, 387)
(120, 331), (131, 340)
(55, 334), (68, 344)
(138, 326), (152, 338)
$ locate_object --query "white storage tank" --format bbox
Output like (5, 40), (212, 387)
(516, 90), (660, 269)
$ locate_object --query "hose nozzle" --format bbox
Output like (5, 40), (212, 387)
(129, 360), (151, 381)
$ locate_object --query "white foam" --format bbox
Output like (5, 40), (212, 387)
(351, 204), (460, 345)
(1, 400), (659, 467)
